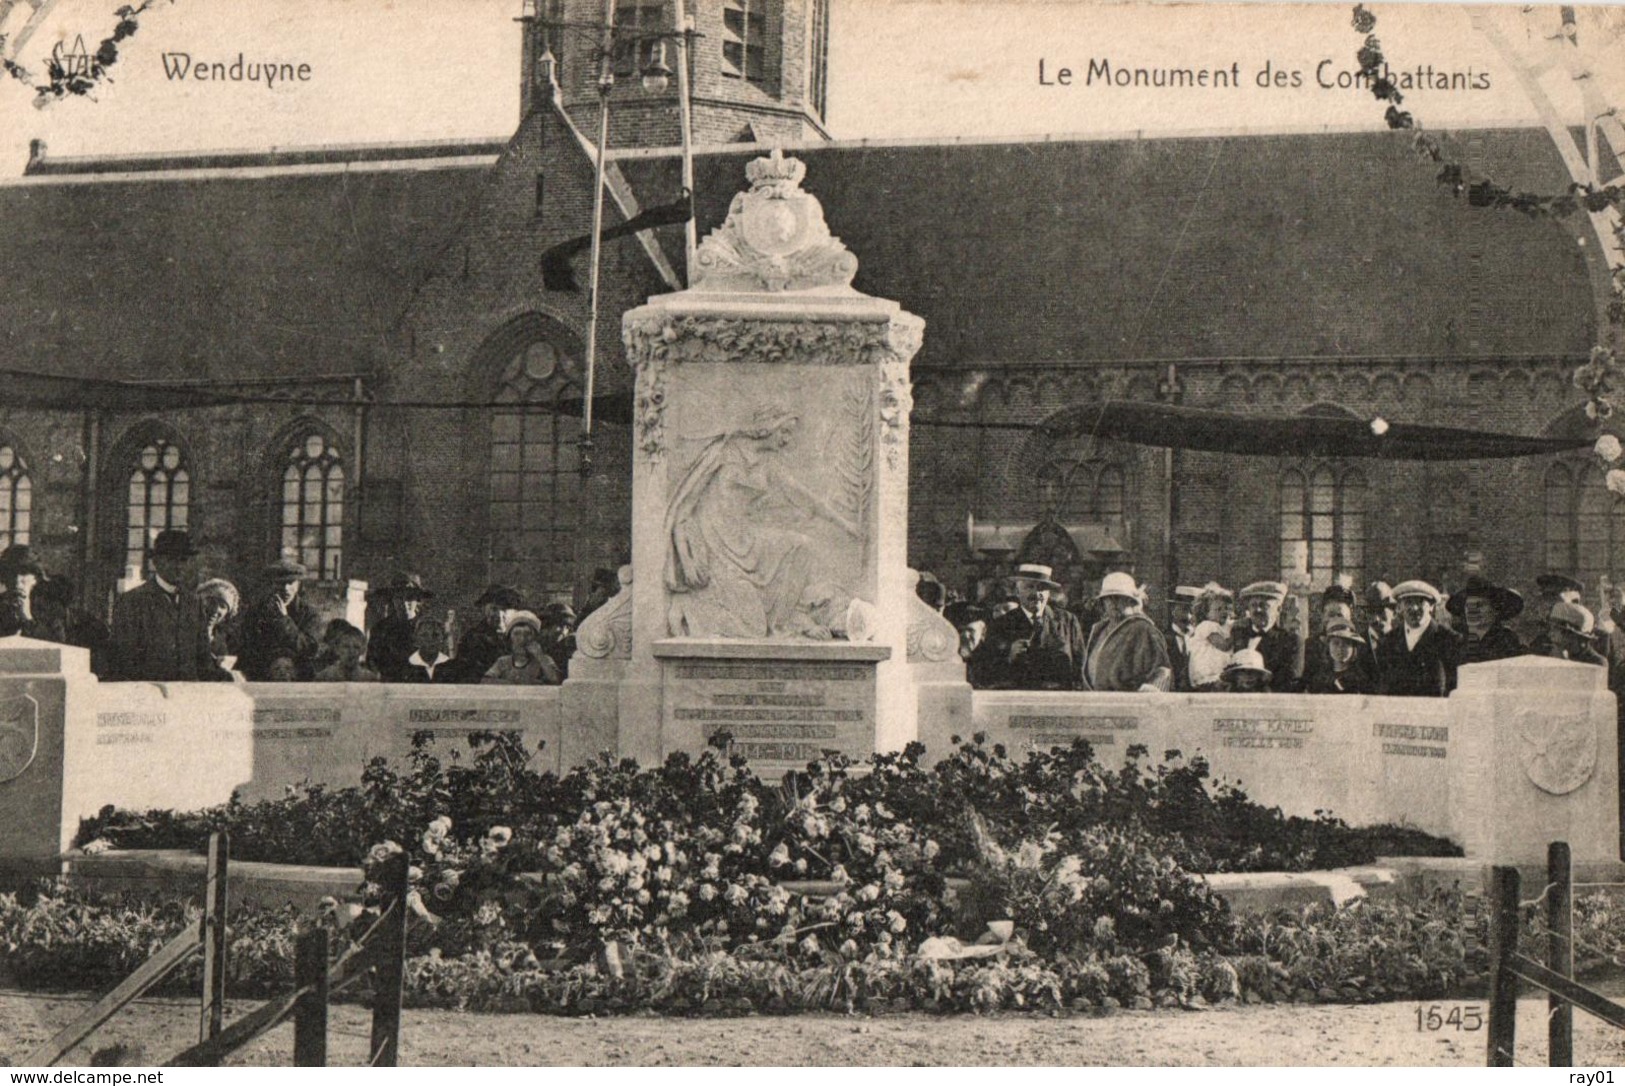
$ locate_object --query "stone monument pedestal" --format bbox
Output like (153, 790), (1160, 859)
(586, 148), (970, 767)
(1449, 656), (1620, 864)
(0, 636), (99, 870)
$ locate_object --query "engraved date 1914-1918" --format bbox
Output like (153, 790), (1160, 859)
(1415, 1003), (1483, 1031)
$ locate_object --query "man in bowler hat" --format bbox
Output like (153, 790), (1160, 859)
(109, 530), (214, 682)
(368, 572), (434, 682)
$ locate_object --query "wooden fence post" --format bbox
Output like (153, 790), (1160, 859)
(369, 852), (408, 1067)
(1488, 865), (1520, 1067)
(293, 927), (329, 1067)
(199, 832), (229, 1043)
(1549, 841), (1574, 1067)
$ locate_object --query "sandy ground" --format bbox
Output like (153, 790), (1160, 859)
(6, 990), (1625, 1067)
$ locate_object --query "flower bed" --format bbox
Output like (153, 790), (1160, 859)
(17, 732), (1492, 1013)
(0, 879), (1538, 1013)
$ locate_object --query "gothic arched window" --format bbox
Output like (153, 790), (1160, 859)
(1038, 456), (1126, 523)
(280, 432), (345, 580)
(1546, 461), (1625, 587)
(489, 340), (581, 599)
(0, 442), (31, 549)
(126, 438), (189, 576)
(1279, 463), (1365, 590)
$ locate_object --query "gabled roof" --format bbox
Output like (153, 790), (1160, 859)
(615, 126), (1599, 366)
(0, 142), (502, 386)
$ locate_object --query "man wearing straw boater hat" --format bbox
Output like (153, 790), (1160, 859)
(968, 562), (1086, 690)
(1081, 571), (1171, 693)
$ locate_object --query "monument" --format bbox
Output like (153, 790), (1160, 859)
(580, 148), (970, 773)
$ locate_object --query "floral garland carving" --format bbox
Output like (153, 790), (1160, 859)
(632, 353), (669, 460)
(625, 314), (898, 369)
(622, 311), (924, 464)
(879, 358), (913, 473)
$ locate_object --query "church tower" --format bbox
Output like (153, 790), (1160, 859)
(520, 0), (831, 147)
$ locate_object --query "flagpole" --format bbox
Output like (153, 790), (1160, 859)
(673, 0), (696, 280)
(580, 0), (616, 480)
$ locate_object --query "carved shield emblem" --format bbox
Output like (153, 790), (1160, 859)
(0, 693), (39, 784)
(1517, 708), (1597, 795)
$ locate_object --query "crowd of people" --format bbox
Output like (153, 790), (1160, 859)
(2, 527), (1620, 697)
(0, 530), (615, 686)
(946, 561), (1625, 697)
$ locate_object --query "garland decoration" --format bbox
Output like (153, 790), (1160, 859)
(1350, 5), (1625, 427)
(2, 1), (171, 108)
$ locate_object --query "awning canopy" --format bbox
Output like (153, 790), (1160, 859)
(922, 400), (1590, 461)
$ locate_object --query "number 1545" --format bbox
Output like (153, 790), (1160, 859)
(1416, 1004), (1483, 1031)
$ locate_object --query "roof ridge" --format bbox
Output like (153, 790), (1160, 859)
(24, 136), (513, 177)
(606, 118), (1551, 160)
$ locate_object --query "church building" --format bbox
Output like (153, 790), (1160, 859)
(0, 0), (1613, 623)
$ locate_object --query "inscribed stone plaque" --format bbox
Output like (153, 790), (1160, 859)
(663, 658), (875, 773)
(1211, 717), (1315, 750)
(404, 707), (523, 738)
(1007, 714), (1140, 754)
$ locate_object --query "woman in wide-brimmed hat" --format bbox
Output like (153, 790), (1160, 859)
(1302, 618), (1376, 694)
(367, 572), (436, 682)
(1448, 575), (1526, 666)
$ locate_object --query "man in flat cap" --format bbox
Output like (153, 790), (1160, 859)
(969, 563), (1087, 690)
(1376, 580), (1460, 697)
(238, 557), (324, 681)
(1230, 581), (1302, 693)
(108, 530), (213, 682)
(1081, 571), (1171, 693)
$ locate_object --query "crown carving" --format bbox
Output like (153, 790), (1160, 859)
(692, 148), (857, 293)
(745, 149), (806, 188)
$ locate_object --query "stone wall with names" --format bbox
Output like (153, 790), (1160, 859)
(967, 691), (1461, 840)
(1006, 713), (1139, 752)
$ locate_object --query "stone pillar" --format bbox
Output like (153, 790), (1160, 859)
(0, 636), (98, 870)
(605, 149), (959, 772)
(1449, 656), (1620, 863)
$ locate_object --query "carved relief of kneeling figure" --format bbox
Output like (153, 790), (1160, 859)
(664, 407), (860, 638)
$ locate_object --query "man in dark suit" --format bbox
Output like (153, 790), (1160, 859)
(109, 529), (212, 682)
(1377, 580), (1460, 697)
(1230, 581), (1302, 692)
(969, 563), (1087, 690)
(1164, 585), (1200, 692)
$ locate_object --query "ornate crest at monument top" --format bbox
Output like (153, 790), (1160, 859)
(693, 149), (859, 293)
